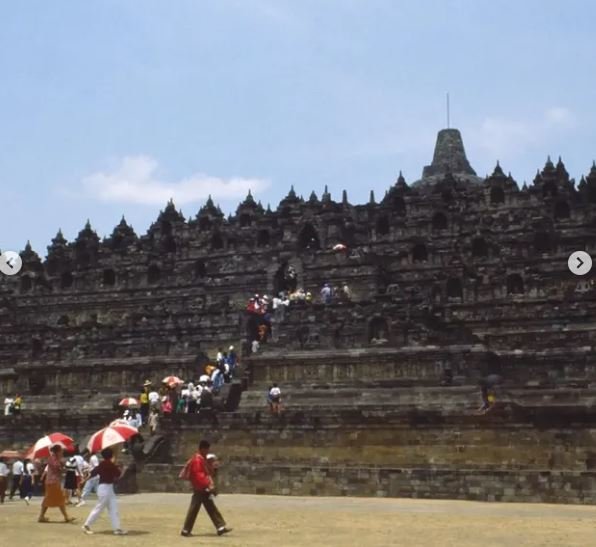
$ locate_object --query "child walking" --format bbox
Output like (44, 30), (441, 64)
(82, 448), (127, 535)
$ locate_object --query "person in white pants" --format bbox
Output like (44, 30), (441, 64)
(82, 448), (127, 536)
(76, 452), (99, 507)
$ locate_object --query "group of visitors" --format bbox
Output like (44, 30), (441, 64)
(320, 282), (352, 304)
(3, 394), (23, 416)
(0, 456), (37, 504)
(4, 438), (232, 538)
(35, 443), (126, 535)
(0, 447), (102, 510)
(245, 282), (352, 352)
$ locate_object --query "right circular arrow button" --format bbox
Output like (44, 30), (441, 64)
(568, 251), (593, 276)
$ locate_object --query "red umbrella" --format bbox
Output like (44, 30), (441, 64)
(26, 433), (75, 459)
(118, 397), (139, 408)
(162, 375), (183, 387)
(333, 243), (348, 252)
(87, 424), (138, 453)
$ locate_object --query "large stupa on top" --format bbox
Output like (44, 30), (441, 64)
(414, 128), (483, 186)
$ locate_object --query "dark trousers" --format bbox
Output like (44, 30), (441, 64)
(9, 475), (21, 499)
(182, 490), (225, 533)
(140, 403), (149, 423)
(0, 476), (7, 503)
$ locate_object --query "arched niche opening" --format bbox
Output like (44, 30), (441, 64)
(280, 207), (292, 219)
(298, 223), (320, 251)
(543, 182), (558, 198)
(28, 374), (46, 395)
(239, 213), (252, 228)
(376, 216), (390, 236)
(472, 237), (488, 258)
(34, 276), (52, 292)
(412, 243), (428, 263)
(211, 233), (224, 250)
(198, 217), (212, 231)
(342, 223), (356, 246)
(554, 201), (570, 220)
(31, 338), (43, 358)
(393, 196), (406, 216)
(162, 236), (177, 254)
(534, 232), (552, 253)
(506, 273), (524, 295)
(446, 278), (463, 299)
(490, 186), (505, 204)
(161, 220), (173, 236)
(442, 189), (454, 203)
(102, 269), (116, 286)
(368, 316), (389, 344)
(273, 262), (298, 295)
(57, 314), (70, 326)
(257, 229), (270, 247)
(75, 246), (91, 267)
(20, 275), (33, 293)
(194, 260), (206, 278)
(111, 234), (124, 251)
(432, 212), (448, 231)
(147, 264), (161, 284)
(46, 260), (59, 276)
(60, 271), (73, 289)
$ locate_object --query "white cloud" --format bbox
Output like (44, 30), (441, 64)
(471, 106), (577, 159)
(544, 106), (575, 128)
(82, 155), (270, 206)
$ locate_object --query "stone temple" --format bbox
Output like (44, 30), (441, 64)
(2, 128), (596, 503)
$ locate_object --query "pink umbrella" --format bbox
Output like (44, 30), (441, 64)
(26, 433), (75, 459)
(162, 375), (183, 387)
(118, 397), (139, 408)
(87, 424), (138, 453)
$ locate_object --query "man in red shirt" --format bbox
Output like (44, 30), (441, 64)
(180, 440), (231, 537)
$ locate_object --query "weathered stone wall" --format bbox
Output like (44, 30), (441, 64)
(139, 463), (596, 505)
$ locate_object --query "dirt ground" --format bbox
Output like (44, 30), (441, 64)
(1, 493), (595, 546)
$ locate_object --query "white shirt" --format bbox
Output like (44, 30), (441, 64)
(12, 460), (24, 475)
(252, 340), (260, 353)
(26, 462), (35, 476)
(148, 391), (160, 404)
(89, 454), (99, 470)
(269, 387), (281, 398)
(73, 454), (85, 476)
(0, 462), (9, 476)
(191, 386), (202, 401)
(4, 397), (13, 415)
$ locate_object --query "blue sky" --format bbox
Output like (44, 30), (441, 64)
(1, 0), (595, 256)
